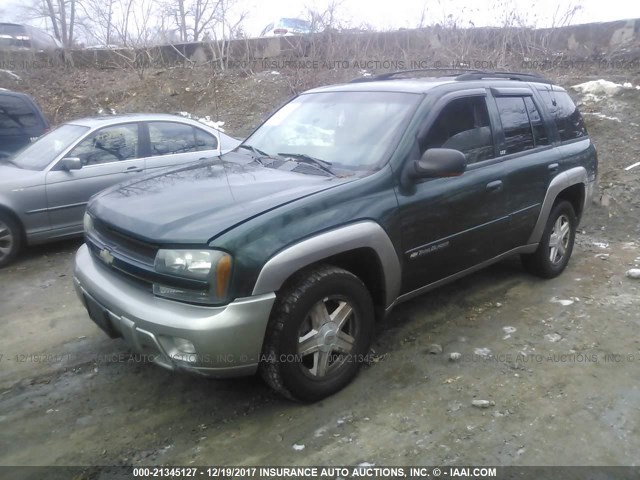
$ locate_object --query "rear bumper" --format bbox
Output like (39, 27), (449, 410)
(73, 244), (275, 377)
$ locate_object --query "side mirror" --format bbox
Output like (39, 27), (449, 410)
(59, 157), (82, 171)
(410, 148), (466, 179)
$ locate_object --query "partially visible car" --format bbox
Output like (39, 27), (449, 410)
(0, 90), (49, 159)
(260, 18), (312, 36)
(0, 113), (240, 267)
(0, 23), (63, 51)
(85, 44), (121, 50)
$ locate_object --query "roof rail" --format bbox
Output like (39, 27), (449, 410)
(349, 68), (483, 83)
(455, 71), (552, 84)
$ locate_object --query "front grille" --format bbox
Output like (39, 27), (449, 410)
(87, 220), (160, 289)
(93, 219), (158, 265)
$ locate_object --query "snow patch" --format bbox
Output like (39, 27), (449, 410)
(583, 112), (621, 122)
(571, 79), (628, 97)
(176, 111), (226, 132)
(0, 70), (21, 80)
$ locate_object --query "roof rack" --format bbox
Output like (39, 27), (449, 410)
(348, 69), (552, 84)
(349, 68), (483, 83)
(454, 71), (552, 84)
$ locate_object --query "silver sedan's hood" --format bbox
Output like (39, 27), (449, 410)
(0, 163), (45, 189)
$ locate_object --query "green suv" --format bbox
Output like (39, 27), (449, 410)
(74, 70), (598, 401)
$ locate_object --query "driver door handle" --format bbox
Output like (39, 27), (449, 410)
(124, 166), (143, 173)
(486, 180), (503, 192)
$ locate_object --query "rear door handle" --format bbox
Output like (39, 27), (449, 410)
(124, 166), (143, 173)
(548, 163), (559, 172)
(486, 180), (503, 192)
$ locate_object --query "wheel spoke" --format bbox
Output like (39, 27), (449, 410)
(314, 350), (330, 377)
(298, 330), (322, 356)
(309, 301), (331, 329)
(334, 331), (355, 354)
(0, 227), (9, 238)
(330, 301), (353, 329)
(560, 221), (570, 238)
(549, 246), (558, 263)
(557, 241), (566, 256)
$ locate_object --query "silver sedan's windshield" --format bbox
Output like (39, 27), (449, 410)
(243, 91), (420, 171)
(11, 124), (90, 170)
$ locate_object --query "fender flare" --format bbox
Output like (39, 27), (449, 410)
(527, 166), (588, 244)
(252, 221), (402, 308)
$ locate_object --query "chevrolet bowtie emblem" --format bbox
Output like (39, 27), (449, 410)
(99, 248), (114, 266)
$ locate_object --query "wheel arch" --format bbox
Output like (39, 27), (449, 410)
(527, 166), (587, 245)
(252, 221), (401, 309)
(0, 204), (26, 242)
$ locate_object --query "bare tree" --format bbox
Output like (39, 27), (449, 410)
(79, 0), (116, 45)
(304, 0), (347, 32)
(163, 0), (224, 42)
(22, 0), (80, 46)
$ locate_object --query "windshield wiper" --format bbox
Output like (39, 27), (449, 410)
(277, 152), (336, 176)
(237, 144), (273, 165)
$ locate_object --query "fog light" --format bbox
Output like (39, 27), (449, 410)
(173, 337), (196, 354)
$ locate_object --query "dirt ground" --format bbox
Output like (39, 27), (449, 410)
(0, 67), (640, 470)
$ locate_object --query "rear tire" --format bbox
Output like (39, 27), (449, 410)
(0, 212), (21, 268)
(522, 200), (576, 279)
(259, 265), (375, 402)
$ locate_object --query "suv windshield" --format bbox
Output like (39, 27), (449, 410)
(243, 91), (420, 172)
(10, 124), (89, 170)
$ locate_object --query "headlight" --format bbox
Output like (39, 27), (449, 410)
(83, 212), (94, 235)
(153, 249), (232, 304)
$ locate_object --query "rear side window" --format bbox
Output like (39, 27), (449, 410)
(495, 96), (534, 155)
(0, 95), (40, 130)
(539, 90), (587, 142)
(148, 122), (198, 156)
(524, 97), (550, 147)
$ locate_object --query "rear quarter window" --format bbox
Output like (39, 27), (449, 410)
(539, 90), (587, 142)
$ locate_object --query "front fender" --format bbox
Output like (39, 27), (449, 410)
(252, 221), (401, 308)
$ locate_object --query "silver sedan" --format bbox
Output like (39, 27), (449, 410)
(0, 113), (240, 266)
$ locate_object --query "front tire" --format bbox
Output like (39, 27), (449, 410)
(0, 212), (21, 268)
(260, 265), (375, 402)
(522, 200), (577, 278)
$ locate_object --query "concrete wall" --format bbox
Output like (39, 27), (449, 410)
(1, 18), (638, 71)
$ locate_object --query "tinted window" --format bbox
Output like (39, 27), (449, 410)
(0, 96), (40, 129)
(524, 96), (549, 147)
(69, 123), (139, 166)
(421, 96), (494, 164)
(495, 96), (534, 155)
(148, 122), (198, 156)
(539, 90), (587, 142)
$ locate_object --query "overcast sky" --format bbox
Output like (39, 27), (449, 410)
(2, 0), (639, 37)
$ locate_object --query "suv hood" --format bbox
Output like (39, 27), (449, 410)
(89, 155), (350, 244)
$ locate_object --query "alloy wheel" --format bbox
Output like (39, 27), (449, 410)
(297, 296), (359, 378)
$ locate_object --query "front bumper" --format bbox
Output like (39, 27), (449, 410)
(73, 244), (276, 377)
